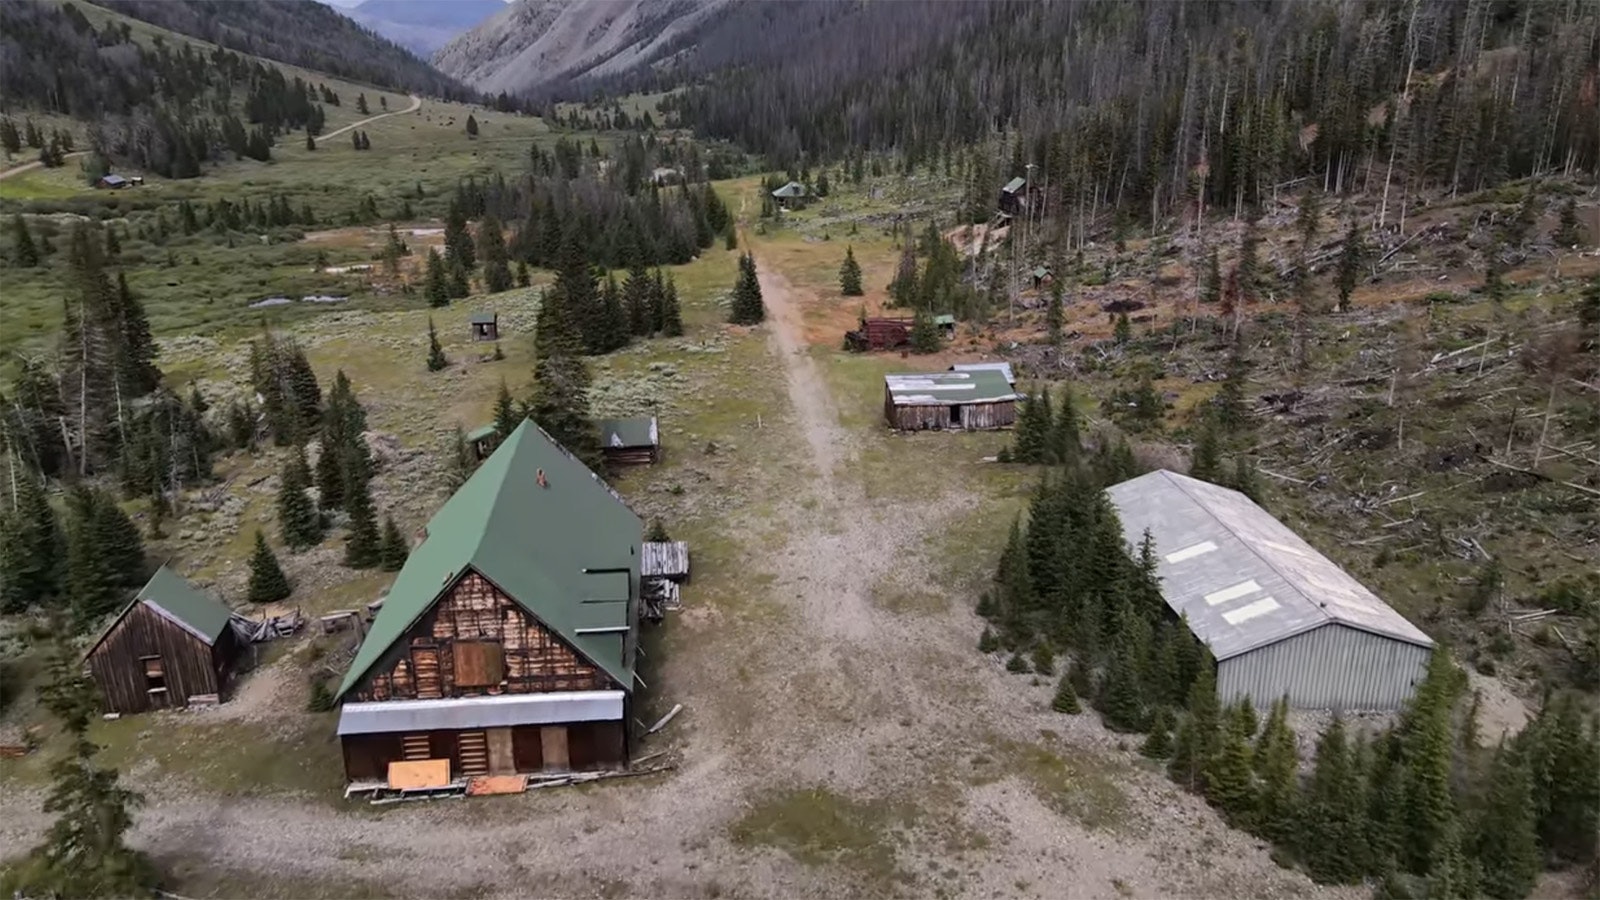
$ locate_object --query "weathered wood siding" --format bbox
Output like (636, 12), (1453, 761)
(341, 722), (625, 781)
(85, 602), (235, 715)
(348, 571), (614, 702)
(884, 395), (1016, 431)
(601, 445), (658, 466)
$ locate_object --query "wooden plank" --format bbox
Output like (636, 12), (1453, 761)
(387, 759), (450, 790)
(466, 774), (527, 796)
(540, 725), (569, 771)
(486, 727), (515, 775)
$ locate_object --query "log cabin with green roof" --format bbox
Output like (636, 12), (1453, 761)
(335, 420), (644, 784)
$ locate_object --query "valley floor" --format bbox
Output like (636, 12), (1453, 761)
(0, 210), (1353, 900)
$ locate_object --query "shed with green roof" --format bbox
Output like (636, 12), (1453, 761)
(336, 419), (644, 783)
(84, 566), (245, 714)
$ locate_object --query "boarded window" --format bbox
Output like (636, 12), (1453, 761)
(454, 641), (504, 688)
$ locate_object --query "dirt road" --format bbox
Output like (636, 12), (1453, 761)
(0, 150), (88, 182)
(319, 94), (421, 141)
(0, 242), (1348, 900)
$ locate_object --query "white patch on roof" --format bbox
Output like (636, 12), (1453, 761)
(1165, 541), (1219, 564)
(885, 372), (1018, 406)
(1105, 470), (1434, 660)
(1222, 596), (1282, 625)
(1204, 579), (1261, 606)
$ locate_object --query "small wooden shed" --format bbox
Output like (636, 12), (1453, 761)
(84, 567), (243, 715)
(469, 312), (499, 342)
(598, 417), (659, 466)
(467, 423), (500, 461)
(884, 370), (1019, 431)
(771, 181), (806, 209)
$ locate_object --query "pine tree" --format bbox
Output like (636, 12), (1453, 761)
(356, 92), (369, 115)
(341, 457), (381, 569)
(1045, 278), (1064, 344)
(12, 214), (39, 267)
(728, 252), (766, 325)
(442, 203), (476, 271)
(1011, 386), (1052, 463)
(724, 226), (737, 251)
(247, 530), (291, 604)
(1300, 716), (1370, 884)
(109, 272), (160, 398)
(1425, 822), (1481, 900)
(447, 424), (476, 489)
(425, 317), (449, 371)
(1204, 703), (1258, 825)
(424, 248), (449, 307)
(378, 514), (409, 572)
(1047, 385), (1080, 465)
(839, 246), (864, 296)
(1335, 222), (1364, 313)
(277, 445), (322, 551)
(1212, 337), (1252, 433)
(448, 257), (471, 299)
(1401, 652), (1461, 874)
(1236, 218), (1261, 304)
(64, 487), (143, 624)
(909, 308), (941, 353)
(1169, 652), (1218, 791)
(978, 626), (1000, 654)
(1517, 692), (1600, 865)
(516, 260), (531, 288)
(465, 113), (478, 137)
(493, 379), (519, 439)
(599, 275), (629, 351)
(1189, 416), (1223, 482)
(1098, 645), (1147, 733)
(623, 264), (653, 336)
(1252, 697), (1299, 845)
(1202, 247), (1222, 305)
(1113, 312), (1132, 345)
(1471, 741), (1539, 899)
(305, 131), (316, 151)
(1553, 198), (1581, 247)
(529, 289), (602, 468)
(1142, 707), (1175, 758)
(1052, 673), (1082, 713)
(0, 472), (64, 613)
(660, 274), (684, 337)
(7, 633), (157, 899)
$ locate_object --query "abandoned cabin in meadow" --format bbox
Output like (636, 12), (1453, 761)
(469, 312), (500, 342)
(1106, 470), (1435, 710)
(598, 416), (660, 466)
(466, 423), (500, 461)
(845, 314), (955, 351)
(883, 370), (1018, 431)
(771, 180), (807, 209)
(335, 420), (644, 786)
(85, 567), (245, 715)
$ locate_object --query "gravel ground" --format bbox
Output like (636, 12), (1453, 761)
(0, 253), (1360, 900)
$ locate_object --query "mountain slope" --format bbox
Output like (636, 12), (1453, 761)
(347, 0), (506, 57)
(95, 0), (475, 100)
(434, 0), (730, 95)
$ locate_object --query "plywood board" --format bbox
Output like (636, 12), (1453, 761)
(541, 725), (569, 771)
(466, 775), (527, 796)
(387, 758), (450, 790)
(486, 727), (515, 775)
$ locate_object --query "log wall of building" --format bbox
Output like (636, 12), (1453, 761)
(884, 397), (1016, 431)
(85, 602), (232, 714)
(349, 571), (613, 702)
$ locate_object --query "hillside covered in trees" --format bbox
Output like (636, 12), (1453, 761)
(614, 0), (1598, 226)
(95, 0), (475, 101)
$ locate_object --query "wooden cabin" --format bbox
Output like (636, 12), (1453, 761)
(599, 417), (660, 466)
(844, 316), (913, 351)
(335, 420), (643, 786)
(469, 312), (499, 342)
(884, 370), (1019, 431)
(96, 174), (129, 190)
(771, 181), (806, 209)
(85, 567), (243, 714)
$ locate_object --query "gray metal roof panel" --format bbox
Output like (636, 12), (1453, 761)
(337, 690), (625, 734)
(950, 362), (1015, 385)
(1105, 470), (1433, 660)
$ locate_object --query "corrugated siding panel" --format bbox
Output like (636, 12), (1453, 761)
(1218, 624), (1430, 710)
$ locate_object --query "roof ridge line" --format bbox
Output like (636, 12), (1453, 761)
(1155, 470), (1336, 630)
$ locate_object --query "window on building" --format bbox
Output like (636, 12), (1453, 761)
(141, 655), (167, 694)
(454, 641), (504, 688)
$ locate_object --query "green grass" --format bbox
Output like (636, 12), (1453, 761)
(972, 737), (1137, 834)
(730, 786), (910, 883)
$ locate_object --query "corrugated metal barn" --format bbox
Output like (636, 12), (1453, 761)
(884, 371), (1018, 431)
(1106, 470), (1434, 710)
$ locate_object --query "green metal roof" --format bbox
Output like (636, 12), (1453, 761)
(465, 423), (498, 443)
(932, 314), (956, 326)
(336, 420), (642, 699)
(771, 181), (806, 198)
(885, 370), (1019, 406)
(599, 417), (658, 449)
(1002, 176), (1026, 193)
(469, 312), (497, 325)
(135, 566), (232, 645)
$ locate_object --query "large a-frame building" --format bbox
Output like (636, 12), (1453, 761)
(335, 420), (643, 784)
